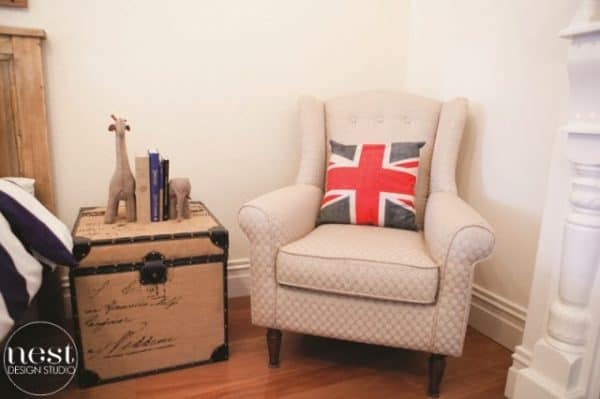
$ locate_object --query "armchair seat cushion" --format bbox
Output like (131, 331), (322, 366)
(276, 224), (439, 304)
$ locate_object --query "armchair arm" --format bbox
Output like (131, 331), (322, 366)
(238, 184), (322, 327)
(239, 184), (322, 248)
(424, 191), (495, 268)
(424, 191), (495, 356)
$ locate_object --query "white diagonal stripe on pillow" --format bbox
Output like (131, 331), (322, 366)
(0, 213), (43, 303)
(0, 180), (73, 264)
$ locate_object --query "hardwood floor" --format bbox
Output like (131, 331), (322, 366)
(17, 297), (511, 398)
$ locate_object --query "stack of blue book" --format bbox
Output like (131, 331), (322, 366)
(144, 150), (170, 223)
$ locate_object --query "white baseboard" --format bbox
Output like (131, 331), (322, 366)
(469, 283), (528, 351)
(505, 345), (533, 398)
(227, 258), (250, 298)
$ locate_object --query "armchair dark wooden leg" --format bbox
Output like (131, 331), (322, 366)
(427, 354), (447, 398)
(266, 328), (282, 368)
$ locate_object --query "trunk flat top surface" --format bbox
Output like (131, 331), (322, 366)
(73, 202), (219, 241)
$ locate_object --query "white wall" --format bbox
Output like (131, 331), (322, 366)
(0, 0), (410, 260)
(404, 1), (577, 323)
(2, 1), (576, 338)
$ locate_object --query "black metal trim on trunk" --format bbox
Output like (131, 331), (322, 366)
(70, 253), (225, 277)
(78, 369), (100, 387)
(210, 344), (229, 362)
(139, 252), (168, 285)
(70, 257), (230, 388)
(69, 202), (230, 388)
(72, 236), (91, 261)
(76, 348), (230, 388)
(71, 202), (226, 247)
(208, 226), (229, 250)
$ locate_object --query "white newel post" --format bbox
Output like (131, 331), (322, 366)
(508, 1), (600, 398)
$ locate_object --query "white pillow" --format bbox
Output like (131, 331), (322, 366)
(1, 177), (35, 196)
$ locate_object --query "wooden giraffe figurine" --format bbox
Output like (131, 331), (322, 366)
(105, 114), (136, 224)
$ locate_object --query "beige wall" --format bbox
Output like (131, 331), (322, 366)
(1, 1), (573, 314)
(404, 0), (577, 308)
(0, 0), (410, 260)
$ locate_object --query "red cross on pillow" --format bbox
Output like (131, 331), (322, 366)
(317, 140), (425, 230)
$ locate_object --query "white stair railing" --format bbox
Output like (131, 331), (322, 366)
(508, 1), (600, 398)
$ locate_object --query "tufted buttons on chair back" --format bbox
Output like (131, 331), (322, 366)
(324, 91), (442, 229)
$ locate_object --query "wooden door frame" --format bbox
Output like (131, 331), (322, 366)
(0, 25), (55, 212)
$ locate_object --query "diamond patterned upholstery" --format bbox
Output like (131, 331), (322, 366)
(277, 224), (439, 304)
(238, 91), (496, 357)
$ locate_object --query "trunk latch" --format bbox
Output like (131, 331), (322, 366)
(140, 251), (167, 285)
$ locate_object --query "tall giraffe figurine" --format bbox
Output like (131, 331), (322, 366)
(105, 114), (136, 224)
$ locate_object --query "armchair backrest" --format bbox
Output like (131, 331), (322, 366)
(295, 90), (467, 228)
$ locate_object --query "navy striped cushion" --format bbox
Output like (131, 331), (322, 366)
(0, 180), (76, 267)
(0, 213), (44, 339)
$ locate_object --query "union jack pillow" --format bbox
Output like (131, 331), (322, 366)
(317, 140), (425, 230)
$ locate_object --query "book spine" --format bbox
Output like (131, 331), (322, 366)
(149, 151), (160, 222)
(161, 159), (170, 220)
(158, 159), (164, 221)
(134, 156), (151, 223)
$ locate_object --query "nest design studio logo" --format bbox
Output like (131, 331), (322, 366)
(3, 321), (78, 396)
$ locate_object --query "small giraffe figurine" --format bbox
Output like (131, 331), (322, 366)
(105, 114), (136, 224)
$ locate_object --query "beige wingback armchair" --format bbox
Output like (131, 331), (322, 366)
(238, 91), (495, 397)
